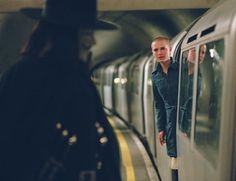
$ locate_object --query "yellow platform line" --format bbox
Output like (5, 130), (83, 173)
(108, 117), (135, 181)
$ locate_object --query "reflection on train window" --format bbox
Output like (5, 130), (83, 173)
(194, 40), (224, 167)
(178, 47), (196, 137)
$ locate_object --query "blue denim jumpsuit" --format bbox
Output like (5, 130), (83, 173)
(151, 60), (179, 157)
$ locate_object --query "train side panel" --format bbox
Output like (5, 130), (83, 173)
(129, 53), (150, 134)
(103, 64), (115, 110)
(143, 55), (157, 156)
(177, 1), (236, 180)
(115, 55), (137, 122)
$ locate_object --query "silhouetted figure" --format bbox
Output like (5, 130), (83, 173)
(0, 0), (121, 181)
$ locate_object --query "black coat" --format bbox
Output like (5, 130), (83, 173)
(0, 54), (121, 181)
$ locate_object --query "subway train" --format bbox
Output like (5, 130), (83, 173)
(92, 0), (236, 180)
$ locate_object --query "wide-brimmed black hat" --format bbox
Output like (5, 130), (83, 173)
(20, 0), (118, 30)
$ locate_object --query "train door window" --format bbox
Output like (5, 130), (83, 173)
(108, 70), (113, 86)
(178, 47), (196, 137)
(194, 40), (224, 166)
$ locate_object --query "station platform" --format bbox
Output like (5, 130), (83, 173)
(108, 116), (160, 181)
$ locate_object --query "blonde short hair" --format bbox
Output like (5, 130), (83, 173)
(152, 36), (171, 47)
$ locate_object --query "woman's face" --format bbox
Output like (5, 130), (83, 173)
(151, 39), (172, 63)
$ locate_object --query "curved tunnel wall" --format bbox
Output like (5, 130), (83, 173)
(0, 9), (207, 73)
(92, 9), (207, 67)
(0, 13), (34, 74)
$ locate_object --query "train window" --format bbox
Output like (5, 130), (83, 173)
(187, 34), (198, 43)
(130, 65), (140, 95)
(102, 70), (106, 86)
(120, 71), (128, 89)
(110, 72), (113, 86)
(200, 25), (216, 37)
(104, 72), (109, 86)
(147, 61), (154, 96)
(194, 40), (224, 167)
(178, 47), (196, 137)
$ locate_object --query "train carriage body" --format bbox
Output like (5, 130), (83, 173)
(143, 55), (157, 157)
(177, 0), (236, 180)
(129, 52), (150, 134)
(115, 54), (141, 122)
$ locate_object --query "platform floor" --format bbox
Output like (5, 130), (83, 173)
(108, 116), (160, 181)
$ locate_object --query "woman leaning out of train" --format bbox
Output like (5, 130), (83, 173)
(151, 36), (179, 180)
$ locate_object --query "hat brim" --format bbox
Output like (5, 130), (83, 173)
(20, 8), (119, 30)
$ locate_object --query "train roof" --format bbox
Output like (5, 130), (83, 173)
(182, 0), (236, 47)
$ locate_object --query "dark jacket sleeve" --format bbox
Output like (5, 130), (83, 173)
(91, 81), (122, 181)
(0, 65), (29, 180)
(152, 80), (167, 132)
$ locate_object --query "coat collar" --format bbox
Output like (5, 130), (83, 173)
(152, 58), (178, 75)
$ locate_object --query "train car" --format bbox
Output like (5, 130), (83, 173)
(96, 63), (111, 104)
(102, 58), (126, 112)
(114, 53), (142, 122)
(176, 0), (236, 180)
(142, 54), (157, 156)
(128, 51), (150, 135)
(109, 56), (131, 114)
(104, 56), (129, 113)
